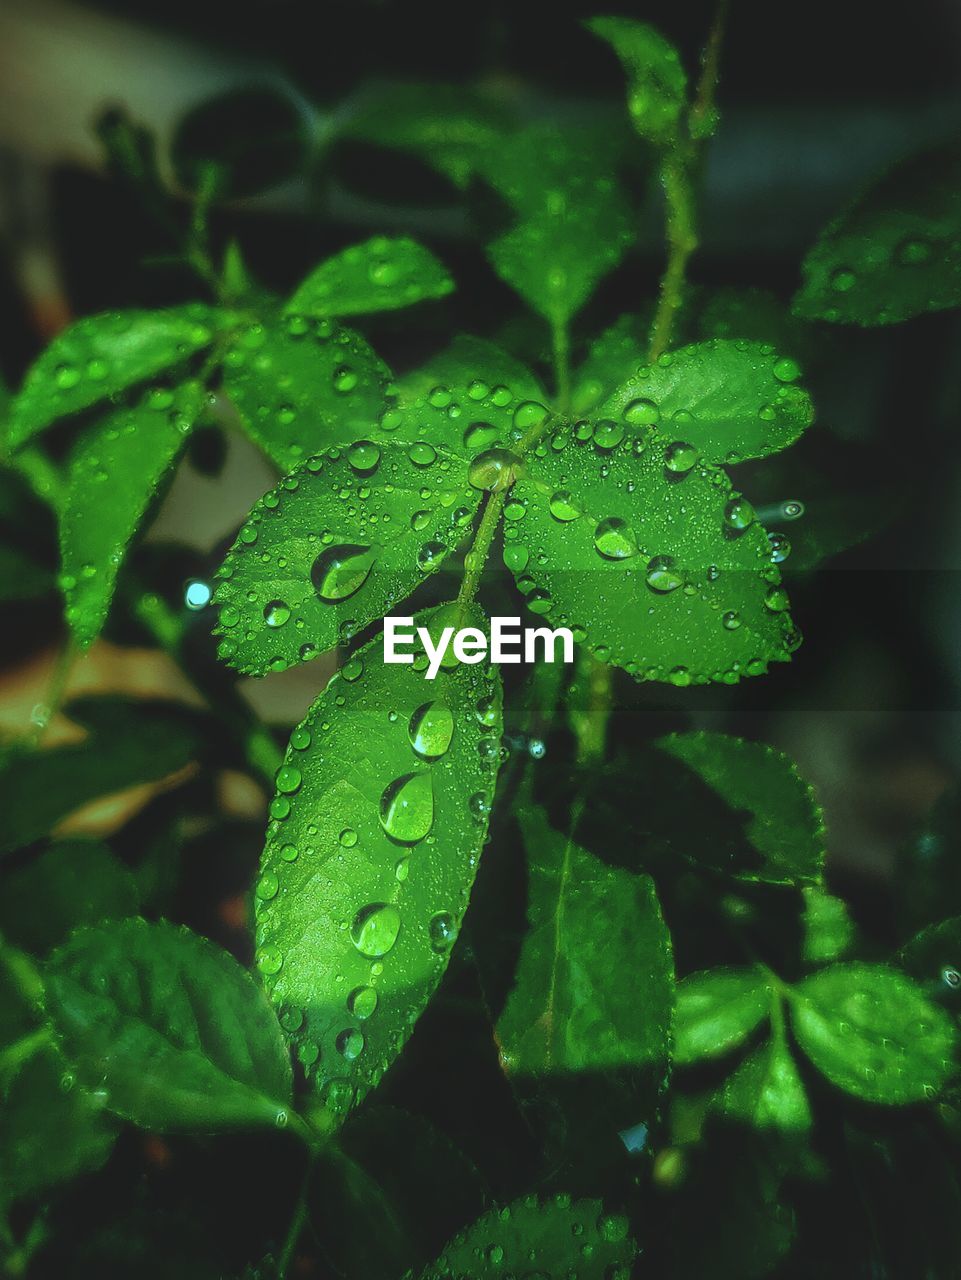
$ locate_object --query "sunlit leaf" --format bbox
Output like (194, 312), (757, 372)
(674, 968), (772, 1064)
(60, 380), (205, 648)
(410, 1195), (636, 1280)
(287, 237), (453, 318)
(223, 315), (390, 471)
(44, 918), (293, 1131)
(212, 441), (480, 676)
(789, 963), (956, 1103)
(793, 141), (961, 325)
(656, 732), (825, 885)
(254, 605), (502, 1124)
(496, 805), (672, 1079)
(717, 1033), (812, 1132)
(600, 340), (814, 464)
(505, 422), (800, 685)
(587, 16), (687, 144)
(7, 305), (223, 450)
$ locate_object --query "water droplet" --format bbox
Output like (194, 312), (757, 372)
(256, 871), (279, 900)
(623, 397), (659, 426)
(830, 267), (856, 293)
(408, 701), (454, 760)
(773, 356), (801, 383)
(722, 610), (741, 630)
(768, 532), (791, 563)
(333, 364), (358, 393)
(664, 441), (698, 474)
(463, 421), (500, 453)
(257, 944), (284, 975)
(723, 496), (755, 531)
(348, 440), (381, 473)
(765, 585), (790, 612)
(264, 599), (291, 628)
(417, 541), (448, 572)
(312, 544), (376, 602)
(548, 490), (581, 522)
(348, 986), (378, 1019)
(290, 725), (312, 750)
(512, 400), (550, 432)
(645, 555), (683, 593)
(276, 765), (303, 794)
(379, 772), (434, 843)
(339, 828), (358, 847)
(429, 911), (458, 953)
(593, 418), (625, 449)
(468, 446), (521, 492)
(594, 517), (637, 560)
(408, 441), (437, 468)
(351, 903), (401, 958)
(336, 1028), (365, 1060)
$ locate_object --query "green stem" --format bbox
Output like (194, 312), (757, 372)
(551, 318), (571, 413)
(689, 0), (730, 139)
(457, 488), (508, 608)
(0, 1029), (51, 1080)
(277, 1157), (314, 1278)
(647, 151), (698, 363)
(26, 636), (80, 745)
(0, 943), (44, 1004)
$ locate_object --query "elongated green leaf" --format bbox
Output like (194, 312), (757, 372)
(481, 126), (633, 328)
(411, 1195), (635, 1280)
(45, 918), (293, 1131)
(506, 423), (800, 685)
(717, 1034), (812, 1132)
(343, 82), (511, 188)
(287, 237), (453, 319)
(254, 605), (502, 1122)
(656, 732), (825, 885)
(789, 963), (956, 1104)
(1, 1043), (117, 1207)
(674, 968), (772, 1064)
(0, 697), (207, 855)
(213, 441), (480, 676)
(587, 16), (687, 144)
(0, 839), (138, 955)
(600, 340), (814, 464)
(60, 380), (205, 648)
(571, 314), (648, 416)
(223, 315), (389, 471)
(794, 141), (961, 325)
(7, 305), (222, 450)
(496, 805), (672, 1078)
(395, 335), (547, 411)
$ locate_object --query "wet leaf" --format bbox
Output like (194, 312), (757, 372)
(395, 335), (547, 413)
(505, 423), (799, 686)
(674, 968), (772, 1064)
(717, 1033), (812, 1132)
(789, 963), (957, 1104)
(571, 314), (648, 416)
(600, 340), (814, 464)
(44, 918), (293, 1131)
(496, 805), (673, 1079)
(223, 315), (390, 472)
(212, 441), (479, 676)
(254, 605), (502, 1124)
(7, 305), (222, 449)
(802, 887), (855, 965)
(287, 237), (453, 318)
(410, 1194), (636, 1280)
(793, 141), (961, 325)
(656, 732), (825, 885)
(587, 16), (687, 144)
(60, 380), (206, 648)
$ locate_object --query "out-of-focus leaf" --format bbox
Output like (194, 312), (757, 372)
(717, 1032), (812, 1132)
(7, 306), (222, 450)
(587, 16), (687, 144)
(395, 336), (547, 411)
(802, 887), (855, 965)
(287, 237), (453, 318)
(60, 381), (205, 648)
(793, 141), (961, 326)
(45, 918), (293, 1131)
(254, 606), (502, 1124)
(571, 314), (648, 416)
(674, 968), (772, 1064)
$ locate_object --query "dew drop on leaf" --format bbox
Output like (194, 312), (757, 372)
(311, 544), (377, 602)
(429, 911), (458, 953)
(348, 986), (378, 1019)
(379, 772), (434, 843)
(645, 554), (683, 593)
(593, 517), (637, 560)
(350, 903), (402, 958)
(408, 701), (455, 760)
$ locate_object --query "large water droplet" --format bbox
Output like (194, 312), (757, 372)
(549, 490), (581, 522)
(429, 911), (458, 953)
(594, 517), (636, 560)
(645, 555), (683, 593)
(379, 772), (434, 843)
(468, 447), (521, 492)
(351, 903), (401, 957)
(312, 544), (376, 602)
(408, 701), (454, 760)
(348, 986), (378, 1019)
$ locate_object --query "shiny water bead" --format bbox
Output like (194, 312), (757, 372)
(311, 544), (376, 601)
(350, 903), (402, 957)
(593, 517), (637, 560)
(379, 772), (434, 843)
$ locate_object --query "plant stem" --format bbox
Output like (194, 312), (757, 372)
(277, 1157), (314, 1278)
(0, 1029), (51, 1080)
(689, 0), (730, 138)
(647, 152), (698, 362)
(457, 489), (508, 608)
(551, 318), (571, 413)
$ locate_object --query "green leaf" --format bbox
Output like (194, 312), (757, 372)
(656, 732), (825, 885)
(674, 969), (772, 1064)
(505, 422), (800, 685)
(253, 605), (503, 1122)
(899, 916), (961, 1001)
(571, 314), (648, 416)
(7, 305), (222, 450)
(717, 1034), (812, 1132)
(223, 315), (390, 472)
(793, 141), (961, 325)
(343, 82), (512, 189)
(60, 380), (205, 648)
(789, 963), (957, 1103)
(600, 340), (814, 464)
(44, 918), (293, 1132)
(802, 887), (855, 965)
(587, 16), (687, 144)
(0, 698), (207, 855)
(287, 237), (453, 319)
(481, 126), (633, 328)
(0, 839), (138, 955)
(395, 335), (547, 412)
(411, 1195), (636, 1280)
(212, 441), (480, 676)
(496, 805), (672, 1079)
